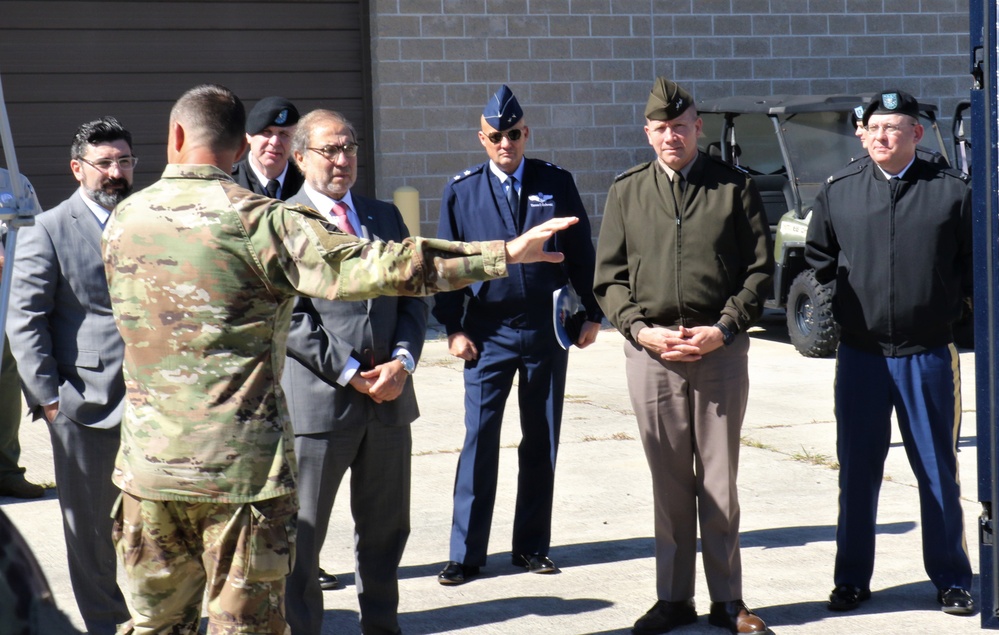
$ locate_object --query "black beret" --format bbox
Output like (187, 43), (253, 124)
(246, 96), (300, 135)
(851, 105), (865, 125)
(645, 78), (694, 121)
(482, 85), (523, 131)
(862, 90), (920, 126)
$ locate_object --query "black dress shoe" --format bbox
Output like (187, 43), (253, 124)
(317, 567), (339, 591)
(632, 599), (697, 635)
(938, 587), (975, 615)
(0, 479), (45, 499)
(511, 553), (556, 574)
(437, 561), (479, 586)
(708, 601), (768, 634)
(827, 585), (871, 611)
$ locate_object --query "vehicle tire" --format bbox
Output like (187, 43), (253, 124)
(786, 269), (840, 358)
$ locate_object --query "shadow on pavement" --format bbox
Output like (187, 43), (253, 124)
(757, 576), (980, 628)
(395, 537), (657, 583)
(324, 597), (615, 635)
(740, 520), (917, 550)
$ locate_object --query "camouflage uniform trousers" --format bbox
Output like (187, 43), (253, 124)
(112, 491), (297, 635)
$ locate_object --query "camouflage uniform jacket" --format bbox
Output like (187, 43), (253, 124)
(103, 164), (507, 503)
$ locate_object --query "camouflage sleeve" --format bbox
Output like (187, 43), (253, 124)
(256, 200), (508, 301)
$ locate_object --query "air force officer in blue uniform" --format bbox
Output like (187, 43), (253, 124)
(434, 85), (603, 585)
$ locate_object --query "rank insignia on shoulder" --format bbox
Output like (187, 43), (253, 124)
(319, 220), (340, 233)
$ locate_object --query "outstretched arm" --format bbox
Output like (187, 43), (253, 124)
(505, 216), (579, 264)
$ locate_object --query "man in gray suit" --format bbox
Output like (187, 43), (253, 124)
(6, 117), (133, 634)
(282, 109), (427, 635)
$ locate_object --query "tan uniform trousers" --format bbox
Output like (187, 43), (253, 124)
(624, 333), (749, 603)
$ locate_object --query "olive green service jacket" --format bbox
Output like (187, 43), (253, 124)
(594, 152), (774, 341)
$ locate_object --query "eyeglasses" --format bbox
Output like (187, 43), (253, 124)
(864, 123), (915, 137)
(308, 144), (360, 160)
(78, 156), (138, 171)
(484, 128), (524, 144)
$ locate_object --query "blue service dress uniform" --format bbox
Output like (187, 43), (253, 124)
(434, 158), (601, 566)
(806, 156), (974, 595)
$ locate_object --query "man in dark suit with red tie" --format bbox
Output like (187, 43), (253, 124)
(282, 108), (428, 635)
(231, 96), (304, 200)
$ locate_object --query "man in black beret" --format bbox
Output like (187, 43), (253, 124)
(807, 89), (974, 616)
(232, 95), (304, 199)
(594, 77), (773, 635)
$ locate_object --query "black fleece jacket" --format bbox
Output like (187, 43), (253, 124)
(805, 155), (972, 357)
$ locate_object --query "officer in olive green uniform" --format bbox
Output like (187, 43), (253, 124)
(103, 83), (576, 634)
(594, 78), (773, 635)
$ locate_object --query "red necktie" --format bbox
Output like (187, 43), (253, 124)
(331, 200), (357, 236)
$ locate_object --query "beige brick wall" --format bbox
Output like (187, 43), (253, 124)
(370, 0), (971, 237)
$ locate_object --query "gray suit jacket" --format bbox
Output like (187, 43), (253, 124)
(5, 190), (125, 428)
(280, 190), (428, 435)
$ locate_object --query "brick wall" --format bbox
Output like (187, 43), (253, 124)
(370, 0), (971, 236)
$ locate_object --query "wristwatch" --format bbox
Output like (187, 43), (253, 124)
(714, 322), (736, 346)
(395, 353), (415, 374)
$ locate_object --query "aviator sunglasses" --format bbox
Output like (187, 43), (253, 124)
(484, 128), (524, 144)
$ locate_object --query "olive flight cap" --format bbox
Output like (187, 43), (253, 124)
(246, 96), (300, 135)
(482, 85), (523, 131)
(862, 90), (920, 126)
(644, 77), (694, 121)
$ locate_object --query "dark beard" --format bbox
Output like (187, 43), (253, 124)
(87, 178), (133, 210)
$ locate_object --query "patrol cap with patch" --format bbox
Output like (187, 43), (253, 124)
(644, 77), (694, 121)
(862, 90), (920, 126)
(246, 96), (300, 135)
(482, 85), (523, 131)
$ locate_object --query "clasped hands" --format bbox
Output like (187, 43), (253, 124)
(349, 359), (408, 403)
(448, 319), (600, 361)
(637, 325), (725, 362)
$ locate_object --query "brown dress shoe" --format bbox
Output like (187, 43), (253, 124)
(708, 600), (768, 634)
(0, 479), (45, 499)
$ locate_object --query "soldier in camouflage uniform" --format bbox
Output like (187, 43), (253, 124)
(102, 84), (576, 635)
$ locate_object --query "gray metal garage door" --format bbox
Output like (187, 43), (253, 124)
(0, 0), (373, 207)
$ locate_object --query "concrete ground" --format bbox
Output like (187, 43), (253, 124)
(1, 316), (989, 634)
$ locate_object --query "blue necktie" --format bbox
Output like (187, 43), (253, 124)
(265, 179), (279, 199)
(506, 176), (519, 212)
